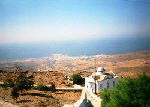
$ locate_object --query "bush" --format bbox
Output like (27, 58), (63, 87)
(49, 83), (56, 92)
(71, 74), (84, 85)
(3, 79), (14, 88)
(54, 100), (62, 107)
(37, 83), (56, 92)
(37, 84), (50, 91)
(101, 73), (150, 107)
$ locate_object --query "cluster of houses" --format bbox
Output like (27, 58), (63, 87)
(85, 67), (118, 93)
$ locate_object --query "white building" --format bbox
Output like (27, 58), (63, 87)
(85, 67), (118, 93)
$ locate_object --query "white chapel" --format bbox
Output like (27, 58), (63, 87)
(85, 67), (118, 93)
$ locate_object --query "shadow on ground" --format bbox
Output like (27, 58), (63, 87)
(17, 100), (31, 103)
(79, 99), (94, 107)
(79, 93), (94, 107)
(20, 93), (54, 99)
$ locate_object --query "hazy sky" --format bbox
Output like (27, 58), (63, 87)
(0, 0), (150, 43)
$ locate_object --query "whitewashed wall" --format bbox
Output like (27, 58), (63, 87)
(85, 77), (94, 90)
(85, 76), (118, 93)
(97, 77), (118, 92)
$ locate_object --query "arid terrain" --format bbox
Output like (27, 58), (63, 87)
(0, 87), (81, 107)
(0, 50), (150, 77)
(0, 50), (150, 107)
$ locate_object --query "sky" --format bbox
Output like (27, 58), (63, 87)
(0, 0), (150, 43)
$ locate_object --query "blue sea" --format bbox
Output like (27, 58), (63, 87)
(0, 37), (150, 61)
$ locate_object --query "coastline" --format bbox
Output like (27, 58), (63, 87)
(0, 50), (150, 78)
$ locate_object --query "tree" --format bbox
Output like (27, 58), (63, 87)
(27, 76), (34, 90)
(71, 74), (84, 85)
(16, 72), (34, 92)
(13, 66), (22, 85)
(11, 87), (19, 101)
(101, 73), (150, 107)
(9, 66), (34, 102)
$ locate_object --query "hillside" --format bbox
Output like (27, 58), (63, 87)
(0, 50), (150, 77)
(0, 50), (150, 107)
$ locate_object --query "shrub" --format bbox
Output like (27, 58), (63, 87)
(101, 73), (150, 107)
(71, 74), (84, 85)
(3, 79), (14, 88)
(36, 84), (50, 91)
(54, 100), (62, 107)
(49, 83), (56, 92)
(37, 83), (56, 92)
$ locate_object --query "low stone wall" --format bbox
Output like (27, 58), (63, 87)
(63, 88), (85, 107)
(56, 88), (82, 91)
(72, 88), (86, 107)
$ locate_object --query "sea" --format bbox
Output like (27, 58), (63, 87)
(0, 37), (150, 61)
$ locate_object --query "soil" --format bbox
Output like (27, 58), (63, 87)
(0, 87), (81, 107)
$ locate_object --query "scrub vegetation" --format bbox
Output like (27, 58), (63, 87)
(101, 73), (150, 107)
